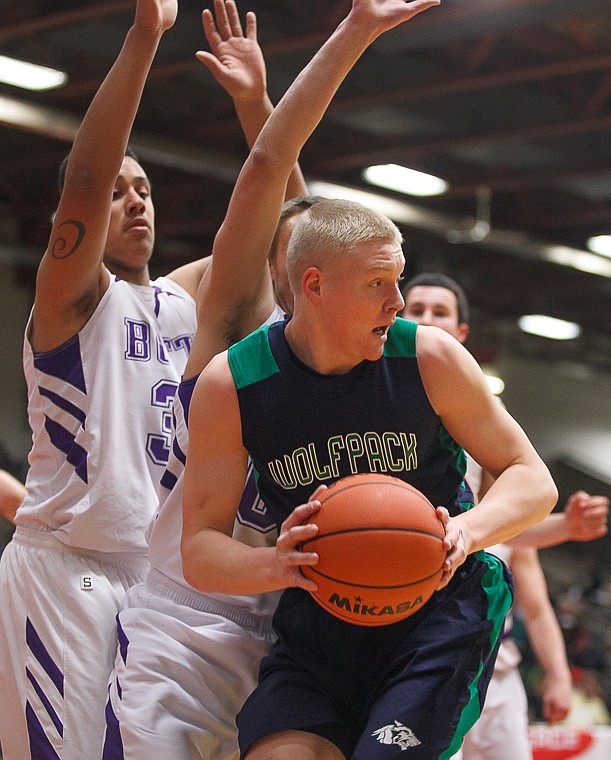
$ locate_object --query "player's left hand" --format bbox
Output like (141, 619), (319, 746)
(196, 0), (266, 102)
(541, 675), (572, 724)
(435, 507), (468, 589)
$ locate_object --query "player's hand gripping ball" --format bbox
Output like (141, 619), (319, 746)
(301, 473), (447, 626)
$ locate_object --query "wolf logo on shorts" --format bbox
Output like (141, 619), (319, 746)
(372, 720), (421, 750)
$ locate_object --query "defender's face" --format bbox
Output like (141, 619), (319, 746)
(104, 156), (155, 276)
(402, 285), (466, 343)
(321, 240), (405, 369)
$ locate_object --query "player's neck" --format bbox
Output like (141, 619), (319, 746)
(107, 263), (151, 286)
(285, 318), (357, 376)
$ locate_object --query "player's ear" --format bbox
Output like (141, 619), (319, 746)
(302, 267), (322, 302)
(457, 322), (470, 344)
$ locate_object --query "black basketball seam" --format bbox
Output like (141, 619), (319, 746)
(322, 478), (435, 511)
(305, 563), (444, 589)
(302, 526), (444, 549)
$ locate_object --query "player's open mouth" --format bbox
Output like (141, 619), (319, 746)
(373, 326), (388, 338)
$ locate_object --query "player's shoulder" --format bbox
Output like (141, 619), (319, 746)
(193, 350), (233, 402)
(416, 323), (462, 354)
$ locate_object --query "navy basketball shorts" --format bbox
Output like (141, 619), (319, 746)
(237, 552), (513, 760)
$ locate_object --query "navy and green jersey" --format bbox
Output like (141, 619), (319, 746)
(230, 321), (512, 760)
(228, 316), (470, 528)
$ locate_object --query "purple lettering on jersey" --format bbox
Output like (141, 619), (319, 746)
(173, 334), (192, 356)
(124, 318), (151, 362)
(236, 465), (275, 533)
(34, 335), (86, 394)
(38, 386), (86, 426)
(146, 380), (179, 466)
(43, 416), (88, 483)
(160, 468), (178, 492)
(158, 336), (170, 364)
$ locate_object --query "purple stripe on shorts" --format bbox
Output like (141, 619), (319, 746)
(26, 618), (64, 697)
(26, 668), (63, 737)
(102, 689), (125, 760)
(33, 334), (87, 394)
(38, 386), (87, 426)
(117, 616), (129, 666)
(26, 701), (62, 760)
(43, 416), (88, 483)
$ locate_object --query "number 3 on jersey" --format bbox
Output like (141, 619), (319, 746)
(147, 380), (178, 465)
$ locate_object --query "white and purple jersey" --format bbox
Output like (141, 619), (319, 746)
(17, 275), (197, 554)
(146, 304), (285, 622)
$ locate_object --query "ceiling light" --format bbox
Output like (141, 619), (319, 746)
(586, 235), (611, 258)
(483, 373), (505, 396)
(307, 180), (425, 224)
(0, 55), (68, 91)
(363, 163), (448, 197)
(518, 314), (581, 340)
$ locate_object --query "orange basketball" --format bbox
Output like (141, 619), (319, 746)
(301, 473), (446, 627)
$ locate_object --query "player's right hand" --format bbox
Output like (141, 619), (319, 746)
(273, 492), (324, 591)
(196, 0), (266, 102)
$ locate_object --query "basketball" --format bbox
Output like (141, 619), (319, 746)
(301, 473), (447, 627)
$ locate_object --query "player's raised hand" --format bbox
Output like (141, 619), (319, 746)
(134, 0), (178, 35)
(196, 0), (266, 102)
(348, 0), (441, 40)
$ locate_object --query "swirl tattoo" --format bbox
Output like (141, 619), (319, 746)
(51, 220), (86, 259)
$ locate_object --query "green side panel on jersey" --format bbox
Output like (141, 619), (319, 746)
(228, 323), (280, 390)
(439, 424), (468, 484)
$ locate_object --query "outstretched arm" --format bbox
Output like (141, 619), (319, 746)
(512, 548), (572, 724)
(193, 0), (440, 365)
(200, 0), (309, 200)
(417, 327), (557, 587)
(181, 0), (441, 594)
(507, 490), (608, 549)
(32, 0), (177, 352)
(168, 0), (307, 300)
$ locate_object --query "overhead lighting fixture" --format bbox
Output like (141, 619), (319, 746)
(483, 372), (505, 396)
(586, 235), (611, 258)
(518, 314), (581, 341)
(307, 180), (424, 225)
(0, 55), (68, 91)
(363, 163), (448, 197)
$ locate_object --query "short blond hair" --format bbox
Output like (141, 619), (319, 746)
(286, 199), (402, 290)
